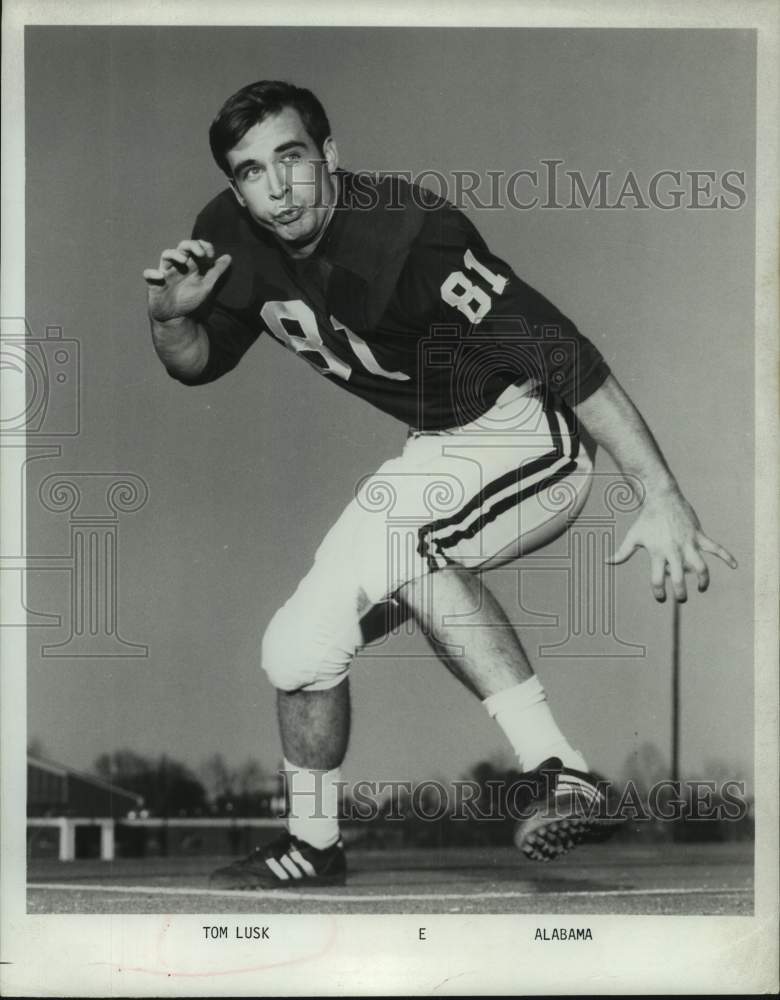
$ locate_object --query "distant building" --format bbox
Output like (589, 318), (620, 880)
(27, 754), (142, 819)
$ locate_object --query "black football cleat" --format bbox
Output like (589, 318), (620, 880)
(209, 832), (347, 889)
(514, 757), (624, 862)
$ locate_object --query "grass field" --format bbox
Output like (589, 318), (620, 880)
(28, 840), (752, 915)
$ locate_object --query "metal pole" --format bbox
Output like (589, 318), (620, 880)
(671, 601), (681, 785)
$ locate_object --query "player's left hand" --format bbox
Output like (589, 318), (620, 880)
(605, 488), (738, 602)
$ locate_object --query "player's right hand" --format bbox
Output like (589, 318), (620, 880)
(143, 239), (232, 323)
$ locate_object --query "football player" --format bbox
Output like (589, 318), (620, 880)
(144, 81), (737, 887)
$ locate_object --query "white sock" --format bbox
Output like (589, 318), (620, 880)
(482, 676), (589, 772)
(283, 758), (341, 850)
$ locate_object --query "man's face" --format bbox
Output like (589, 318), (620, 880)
(226, 107), (338, 254)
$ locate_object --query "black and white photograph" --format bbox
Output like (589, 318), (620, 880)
(2, 1), (778, 995)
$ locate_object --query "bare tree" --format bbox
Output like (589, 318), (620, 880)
(198, 752), (235, 804)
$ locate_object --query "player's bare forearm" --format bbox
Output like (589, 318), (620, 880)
(573, 374), (679, 502)
(573, 373), (736, 601)
(150, 315), (210, 380)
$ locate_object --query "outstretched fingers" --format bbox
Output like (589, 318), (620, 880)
(667, 551), (687, 603)
(650, 553), (667, 602)
(697, 532), (738, 569)
(605, 530), (639, 566)
(603, 495), (737, 603)
(684, 545), (710, 593)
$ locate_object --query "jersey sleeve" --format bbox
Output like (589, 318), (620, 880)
(169, 206), (263, 387)
(398, 204), (611, 406)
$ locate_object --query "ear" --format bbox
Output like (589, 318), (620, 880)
(322, 136), (339, 175)
(229, 180), (246, 208)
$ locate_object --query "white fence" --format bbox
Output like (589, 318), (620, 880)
(27, 816), (285, 861)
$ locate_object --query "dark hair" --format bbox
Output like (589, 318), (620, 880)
(209, 80), (331, 176)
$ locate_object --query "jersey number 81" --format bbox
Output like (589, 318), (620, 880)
(440, 249), (508, 323)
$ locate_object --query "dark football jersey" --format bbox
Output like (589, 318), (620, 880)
(176, 171), (610, 430)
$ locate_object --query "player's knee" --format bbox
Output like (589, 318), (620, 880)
(260, 607), (353, 692)
(396, 566), (465, 617)
(260, 610), (311, 691)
